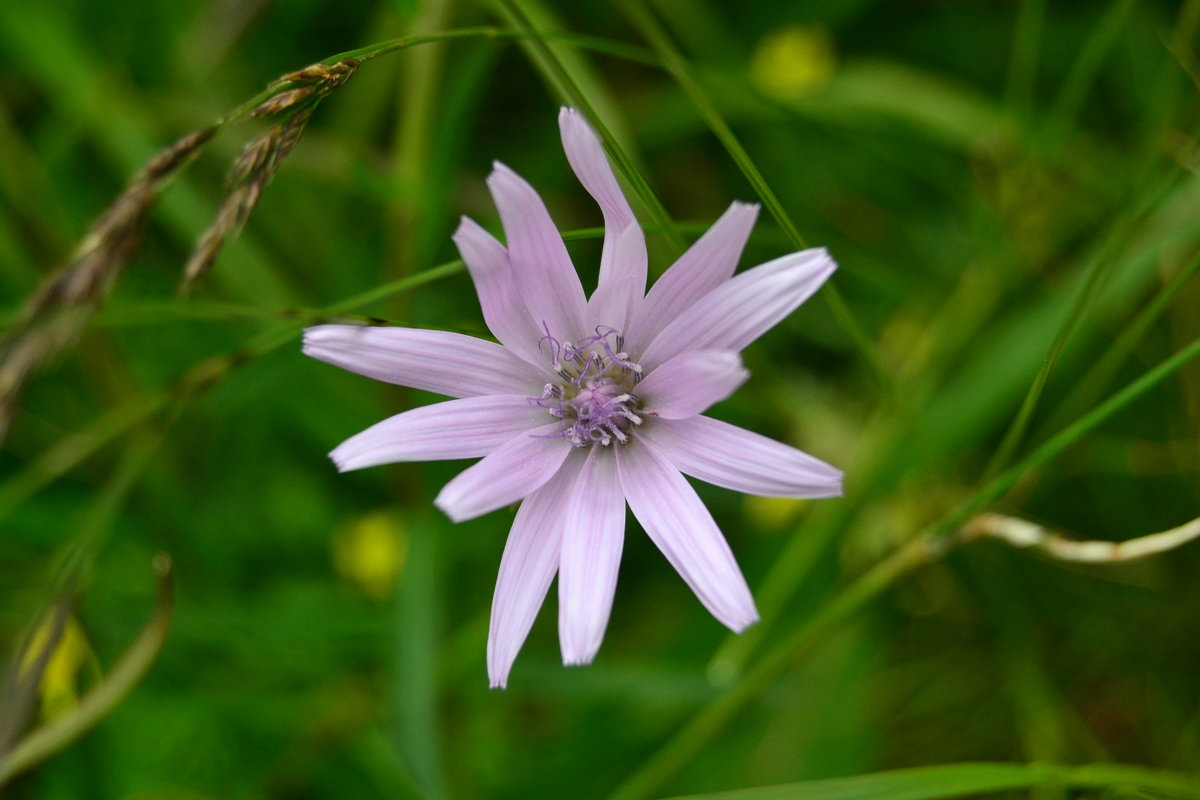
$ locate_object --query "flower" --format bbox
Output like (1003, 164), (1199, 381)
(304, 108), (843, 688)
(750, 25), (836, 100)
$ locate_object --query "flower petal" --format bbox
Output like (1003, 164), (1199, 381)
(487, 162), (587, 342)
(488, 450), (586, 689)
(329, 395), (548, 472)
(559, 108), (647, 330)
(625, 201), (759, 353)
(559, 108), (638, 235)
(587, 222), (647, 332)
(616, 441), (758, 632)
(453, 216), (547, 367)
(640, 415), (843, 498)
(434, 422), (571, 523)
(637, 247), (836, 370)
(558, 446), (625, 666)
(304, 325), (545, 398)
(635, 350), (748, 419)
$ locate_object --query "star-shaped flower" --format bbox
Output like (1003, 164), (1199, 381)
(304, 108), (842, 687)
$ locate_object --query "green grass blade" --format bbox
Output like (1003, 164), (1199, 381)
(1044, 0), (1138, 147)
(617, 0), (891, 392)
(943, 334), (1200, 537)
(317, 27), (658, 69)
(494, 0), (685, 254)
(613, 332), (1200, 799)
(609, 538), (934, 800)
(1041, 245), (1200, 435)
(1004, 0), (1045, 118)
(981, 171), (1178, 479)
(656, 762), (1200, 800)
(392, 517), (447, 799)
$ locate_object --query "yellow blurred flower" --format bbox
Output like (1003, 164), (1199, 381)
(20, 615), (91, 719)
(750, 25), (836, 100)
(744, 494), (808, 530)
(332, 510), (407, 600)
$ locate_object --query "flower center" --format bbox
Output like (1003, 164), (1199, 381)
(531, 326), (643, 447)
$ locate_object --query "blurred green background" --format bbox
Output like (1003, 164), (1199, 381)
(2, 0), (1200, 798)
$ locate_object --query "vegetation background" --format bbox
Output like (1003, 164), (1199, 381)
(2, 0), (1200, 798)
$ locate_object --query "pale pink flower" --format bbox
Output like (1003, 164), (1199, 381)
(304, 108), (842, 688)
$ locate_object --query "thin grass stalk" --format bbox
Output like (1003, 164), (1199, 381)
(0, 555), (174, 787)
(496, 0), (685, 254)
(0, 601), (72, 761)
(182, 57), (361, 289)
(1043, 0), (1138, 148)
(618, 0), (892, 393)
(1004, 0), (1046, 119)
(609, 535), (938, 800)
(981, 171), (1180, 480)
(0, 28), (653, 447)
(962, 512), (1200, 563)
(655, 761), (1200, 800)
(1039, 245), (1200, 435)
(0, 223), (626, 524)
(0, 424), (166, 778)
(0, 128), (216, 444)
(944, 335), (1200, 538)
(612, 334), (1200, 798)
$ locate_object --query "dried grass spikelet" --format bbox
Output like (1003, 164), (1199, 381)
(0, 127), (216, 445)
(181, 57), (359, 290)
(268, 57), (360, 94)
(0, 56), (361, 443)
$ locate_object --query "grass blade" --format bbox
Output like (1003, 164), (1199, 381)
(612, 333), (1200, 799)
(656, 762), (1200, 800)
(617, 0), (891, 391)
(494, 0), (685, 254)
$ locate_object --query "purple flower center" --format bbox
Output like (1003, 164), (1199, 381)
(532, 325), (644, 447)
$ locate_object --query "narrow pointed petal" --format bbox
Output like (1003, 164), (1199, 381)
(625, 201), (759, 353)
(453, 216), (547, 367)
(559, 107), (638, 235)
(559, 108), (647, 330)
(587, 222), (647, 331)
(635, 350), (748, 420)
(487, 163), (587, 341)
(558, 447), (625, 666)
(638, 247), (836, 371)
(641, 415), (843, 498)
(434, 423), (571, 523)
(329, 395), (548, 472)
(488, 450), (586, 689)
(304, 325), (545, 398)
(616, 442), (758, 632)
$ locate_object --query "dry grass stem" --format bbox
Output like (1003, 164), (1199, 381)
(961, 512), (1200, 563)
(0, 602), (72, 762)
(0, 56), (363, 443)
(0, 127), (217, 445)
(181, 58), (359, 290)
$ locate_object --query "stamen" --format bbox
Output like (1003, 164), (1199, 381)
(529, 322), (646, 448)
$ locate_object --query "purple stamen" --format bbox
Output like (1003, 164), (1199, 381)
(538, 323), (564, 372)
(529, 323), (645, 447)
